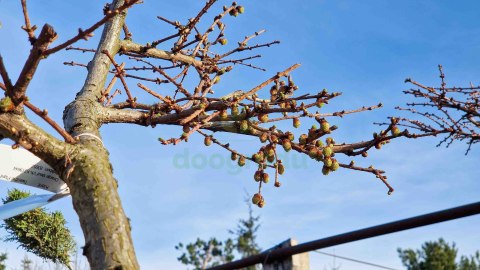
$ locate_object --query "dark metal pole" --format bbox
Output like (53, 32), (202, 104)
(207, 201), (480, 270)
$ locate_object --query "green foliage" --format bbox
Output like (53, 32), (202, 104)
(0, 252), (7, 270)
(1, 189), (76, 268)
(458, 252), (480, 270)
(398, 238), (480, 270)
(176, 199), (261, 270)
(175, 238), (235, 270)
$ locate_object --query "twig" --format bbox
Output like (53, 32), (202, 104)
(174, 0), (217, 49)
(137, 83), (168, 103)
(237, 64), (301, 101)
(102, 50), (135, 104)
(0, 55), (14, 93)
(43, 0), (141, 55)
(20, 0), (38, 44)
(24, 101), (76, 143)
(99, 63), (125, 103)
(130, 57), (191, 97)
(340, 163), (394, 195)
(13, 24), (57, 105)
(105, 89), (122, 106)
(123, 23), (132, 40)
(66, 46), (96, 53)
(64, 61), (88, 68)
(156, 16), (178, 27)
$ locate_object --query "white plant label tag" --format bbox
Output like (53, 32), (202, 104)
(0, 144), (67, 193)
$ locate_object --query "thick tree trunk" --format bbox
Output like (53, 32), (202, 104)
(66, 144), (139, 269)
(61, 0), (140, 268)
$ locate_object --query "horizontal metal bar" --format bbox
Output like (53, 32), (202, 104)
(207, 201), (480, 270)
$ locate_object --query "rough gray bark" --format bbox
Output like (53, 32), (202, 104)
(60, 0), (139, 268)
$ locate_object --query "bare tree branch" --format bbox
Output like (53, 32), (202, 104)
(0, 55), (14, 93)
(381, 65), (479, 154)
(20, 0), (38, 44)
(0, 111), (70, 170)
(43, 0), (141, 55)
(12, 24), (57, 105)
(120, 40), (203, 67)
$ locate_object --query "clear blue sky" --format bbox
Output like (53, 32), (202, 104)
(1, 1), (479, 269)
